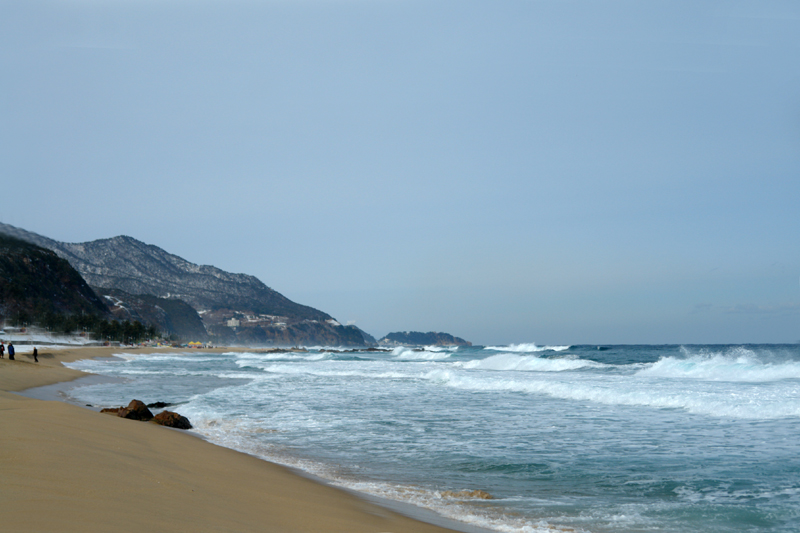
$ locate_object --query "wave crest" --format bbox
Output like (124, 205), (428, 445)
(392, 347), (452, 360)
(458, 353), (603, 372)
(485, 343), (571, 353)
(637, 347), (800, 382)
(422, 368), (800, 419)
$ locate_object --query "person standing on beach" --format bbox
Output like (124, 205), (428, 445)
(33, 347), (38, 363)
(0, 342), (4, 358)
(8, 343), (15, 360)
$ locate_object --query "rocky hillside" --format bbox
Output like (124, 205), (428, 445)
(379, 331), (472, 347)
(0, 234), (111, 321)
(95, 288), (209, 341)
(209, 320), (369, 347)
(0, 223), (370, 346)
(0, 224), (328, 321)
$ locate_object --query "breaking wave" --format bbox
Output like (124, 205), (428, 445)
(458, 353), (605, 372)
(637, 346), (800, 382)
(235, 352), (333, 366)
(485, 343), (571, 353)
(423, 345), (460, 352)
(392, 347), (453, 360)
(422, 368), (800, 419)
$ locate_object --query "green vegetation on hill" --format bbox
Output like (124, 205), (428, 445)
(16, 309), (155, 342)
(0, 223), (379, 346)
(0, 234), (109, 321)
(0, 234), (156, 343)
(94, 288), (208, 341)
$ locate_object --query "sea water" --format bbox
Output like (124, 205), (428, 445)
(64, 344), (800, 532)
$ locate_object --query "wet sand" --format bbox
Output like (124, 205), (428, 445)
(0, 346), (460, 533)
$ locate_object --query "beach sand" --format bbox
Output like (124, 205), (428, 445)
(0, 346), (459, 533)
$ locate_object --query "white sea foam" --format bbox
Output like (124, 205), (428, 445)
(339, 480), (582, 533)
(234, 352), (333, 366)
(392, 347), (452, 360)
(59, 346), (800, 533)
(184, 411), (577, 533)
(422, 369), (800, 419)
(303, 345), (349, 352)
(457, 353), (605, 372)
(638, 347), (800, 382)
(250, 363), (411, 380)
(121, 354), (222, 363)
(485, 343), (571, 353)
(423, 345), (459, 352)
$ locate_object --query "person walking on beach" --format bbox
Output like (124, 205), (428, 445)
(0, 342), (4, 358)
(33, 347), (38, 363)
(7, 343), (15, 360)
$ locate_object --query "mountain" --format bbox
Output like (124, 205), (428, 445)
(95, 287), (209, 341)
(358, 328), (378, 345)
(209, 319), (369, 347)
(0, 234), (111, 322)
(0, 223), (328, 321)
(378, 331), (472, 347)
(0, 223), (369, 346)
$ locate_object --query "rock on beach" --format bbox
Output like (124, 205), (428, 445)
(101, 400), (154, 421)
(152, 410), (193, 430)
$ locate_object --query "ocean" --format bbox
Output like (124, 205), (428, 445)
(63, 344), (800, 533)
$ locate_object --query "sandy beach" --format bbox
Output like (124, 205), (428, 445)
(0, 346), (460, 533)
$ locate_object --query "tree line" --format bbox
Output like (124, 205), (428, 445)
(7, 310), (159, 343)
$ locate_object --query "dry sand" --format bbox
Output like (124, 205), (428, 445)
(0, 346), (459, 533)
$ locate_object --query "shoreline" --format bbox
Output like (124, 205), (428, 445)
(0, 346), (478, 533)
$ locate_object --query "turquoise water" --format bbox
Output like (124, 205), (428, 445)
(65, 344), (800, 532)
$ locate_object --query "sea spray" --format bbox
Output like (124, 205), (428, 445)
(484, 344), (571, 353)
(457, 353), (605, 372)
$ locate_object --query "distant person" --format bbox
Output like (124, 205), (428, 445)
(7, 343), (14, 360)
(0, 342), (4, 358)
(33, 347), (38, 363)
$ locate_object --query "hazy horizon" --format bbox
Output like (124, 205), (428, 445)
(2, 1), (798, 345)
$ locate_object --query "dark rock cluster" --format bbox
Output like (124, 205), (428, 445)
(101, 400), (154, 421)
(153, 411), (192, 430)
(101, 399), (192, 430)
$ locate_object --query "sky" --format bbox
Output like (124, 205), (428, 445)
(1, 0), (798, 345)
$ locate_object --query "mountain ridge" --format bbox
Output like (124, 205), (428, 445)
(0, 224), (329, 320)
(0, 223), (369, 346)
(0, 233), (112, 322)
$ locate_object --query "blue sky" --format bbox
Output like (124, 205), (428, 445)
(1, 0), (798, 344)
